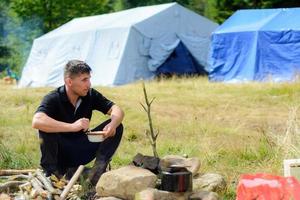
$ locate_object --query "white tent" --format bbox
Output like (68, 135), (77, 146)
(19, 3), (218, 87)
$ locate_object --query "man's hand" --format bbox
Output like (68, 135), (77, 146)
(72, 118), (90, 132)
(102, 104), (124, 138)
(32, 113), (91, 133)
(102, 123), (116, 138)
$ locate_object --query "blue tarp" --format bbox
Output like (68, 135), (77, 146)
(157, 42), (207, 76)
(209, 8), (300, 82)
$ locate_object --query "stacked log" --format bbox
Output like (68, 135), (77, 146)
(0, 167), (84, 200)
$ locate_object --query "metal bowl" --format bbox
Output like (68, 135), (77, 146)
(86, 131), (105, 142)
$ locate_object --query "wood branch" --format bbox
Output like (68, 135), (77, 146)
(19, 182), (31, 188)
(154, 131), (159, 140)
(33, 176), (43, 187)
(60, 165), (84, 200)
(141, 82), (159, 157)
(19, 182), (31, 192)
(36, 169), (56, 194)
(30, 189), (39, 199)
(30, 178), (45, 194)
(0, 180), (26, 192)
(29, 172), (46, 195)
(9, 174), (29, 180)
(140, 102), (147, 112)
(0, 174), (29, 180)
(149, 97), (155, 105)
(0, 169), (35, 176)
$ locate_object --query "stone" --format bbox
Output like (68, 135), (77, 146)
(160, 155), (201, 176)
(188, 191), (220, 200)
(96, 165), (157, 200)
(135, 188), (190, 200)
(193, 173), (226, 192)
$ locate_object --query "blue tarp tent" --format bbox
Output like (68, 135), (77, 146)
(209, 8), (300, 82)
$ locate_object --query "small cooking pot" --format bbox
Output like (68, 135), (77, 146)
(160, 166), (192, 192)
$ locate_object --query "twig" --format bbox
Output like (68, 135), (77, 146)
(0, 174), (29, 180)
(30, 177), (45, 194)
(60, 165), (84, 200)
(0, 180), (26, 192)
(0, 169), (35, 176)
(19, 182), (31, 192)
(36, 169), (57, 194)
(141, 82), (159, 157)
(29, 172), (47, 196)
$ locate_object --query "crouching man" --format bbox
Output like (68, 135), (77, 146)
(32, 60), (124, 185)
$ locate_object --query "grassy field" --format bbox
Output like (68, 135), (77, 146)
(1, 77), (300, 198)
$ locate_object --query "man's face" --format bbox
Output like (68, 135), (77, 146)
(68, 73), (91, 97)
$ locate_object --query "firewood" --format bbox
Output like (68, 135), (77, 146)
(19, 182), (31, 193)
(0, 193), (11, 200)
(0, 174), (29, 181)
(30, 188), (39, 198)
(14, 194), (29, 200)
(50, 175), (68, 190)
(36, 169), (57, 194)
(33, 176), (43, 188)
(60, 165), (84, 200)
(0, 168), (85, 199)
(30, 178), (44, 193)
(30, 176), (49, 199)
(0, 169), (35, 176)
(53, 194), (61, 200)
(0, 180), (26, 192)
(29, 173), (45, 195)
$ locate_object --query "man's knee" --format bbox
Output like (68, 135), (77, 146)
(116, 123), (124, 133)
(112, 123), (122, 141)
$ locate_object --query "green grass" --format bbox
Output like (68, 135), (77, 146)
(1, 77), (300, 199)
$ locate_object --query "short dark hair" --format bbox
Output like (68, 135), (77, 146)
(64, 60), (92, 78)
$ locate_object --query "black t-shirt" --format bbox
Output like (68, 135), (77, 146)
(36, 85), (114, 128)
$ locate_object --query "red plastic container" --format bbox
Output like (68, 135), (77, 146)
(236, 173), (300, 200)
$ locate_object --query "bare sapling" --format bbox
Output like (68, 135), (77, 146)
(140, 82), (159, 158)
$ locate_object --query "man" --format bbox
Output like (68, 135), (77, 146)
(32, 60), (124, 185)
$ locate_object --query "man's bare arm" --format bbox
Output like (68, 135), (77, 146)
(32, 112), (89, 133)
(102, 104), (124, 138)
(107, 104), (124, 128)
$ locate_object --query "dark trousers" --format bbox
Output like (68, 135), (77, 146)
(39, 119), (123, 175)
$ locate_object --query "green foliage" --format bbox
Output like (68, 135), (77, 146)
(12, 0), (113, 32)
(0, 47), (11, 58)
(126, 132), (138, 142)
(112, 0), (127, 11)
(0, 0), (11, 73)
(113, 0), (205, 15)
(205, 0), (300, 23)
(0, 1), (42, 76)
(0, 143), (34, 169)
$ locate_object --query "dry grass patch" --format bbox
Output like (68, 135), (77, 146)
(1, 78), (300, 198)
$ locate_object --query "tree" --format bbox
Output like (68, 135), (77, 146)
(112, 0), (127, 11)
(12, 0), (113, 33)
(0, 0), (43, 76)
(0, 0), (12, 75)
(124, 0), (197, 12)
(206, 0), (300, 23)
